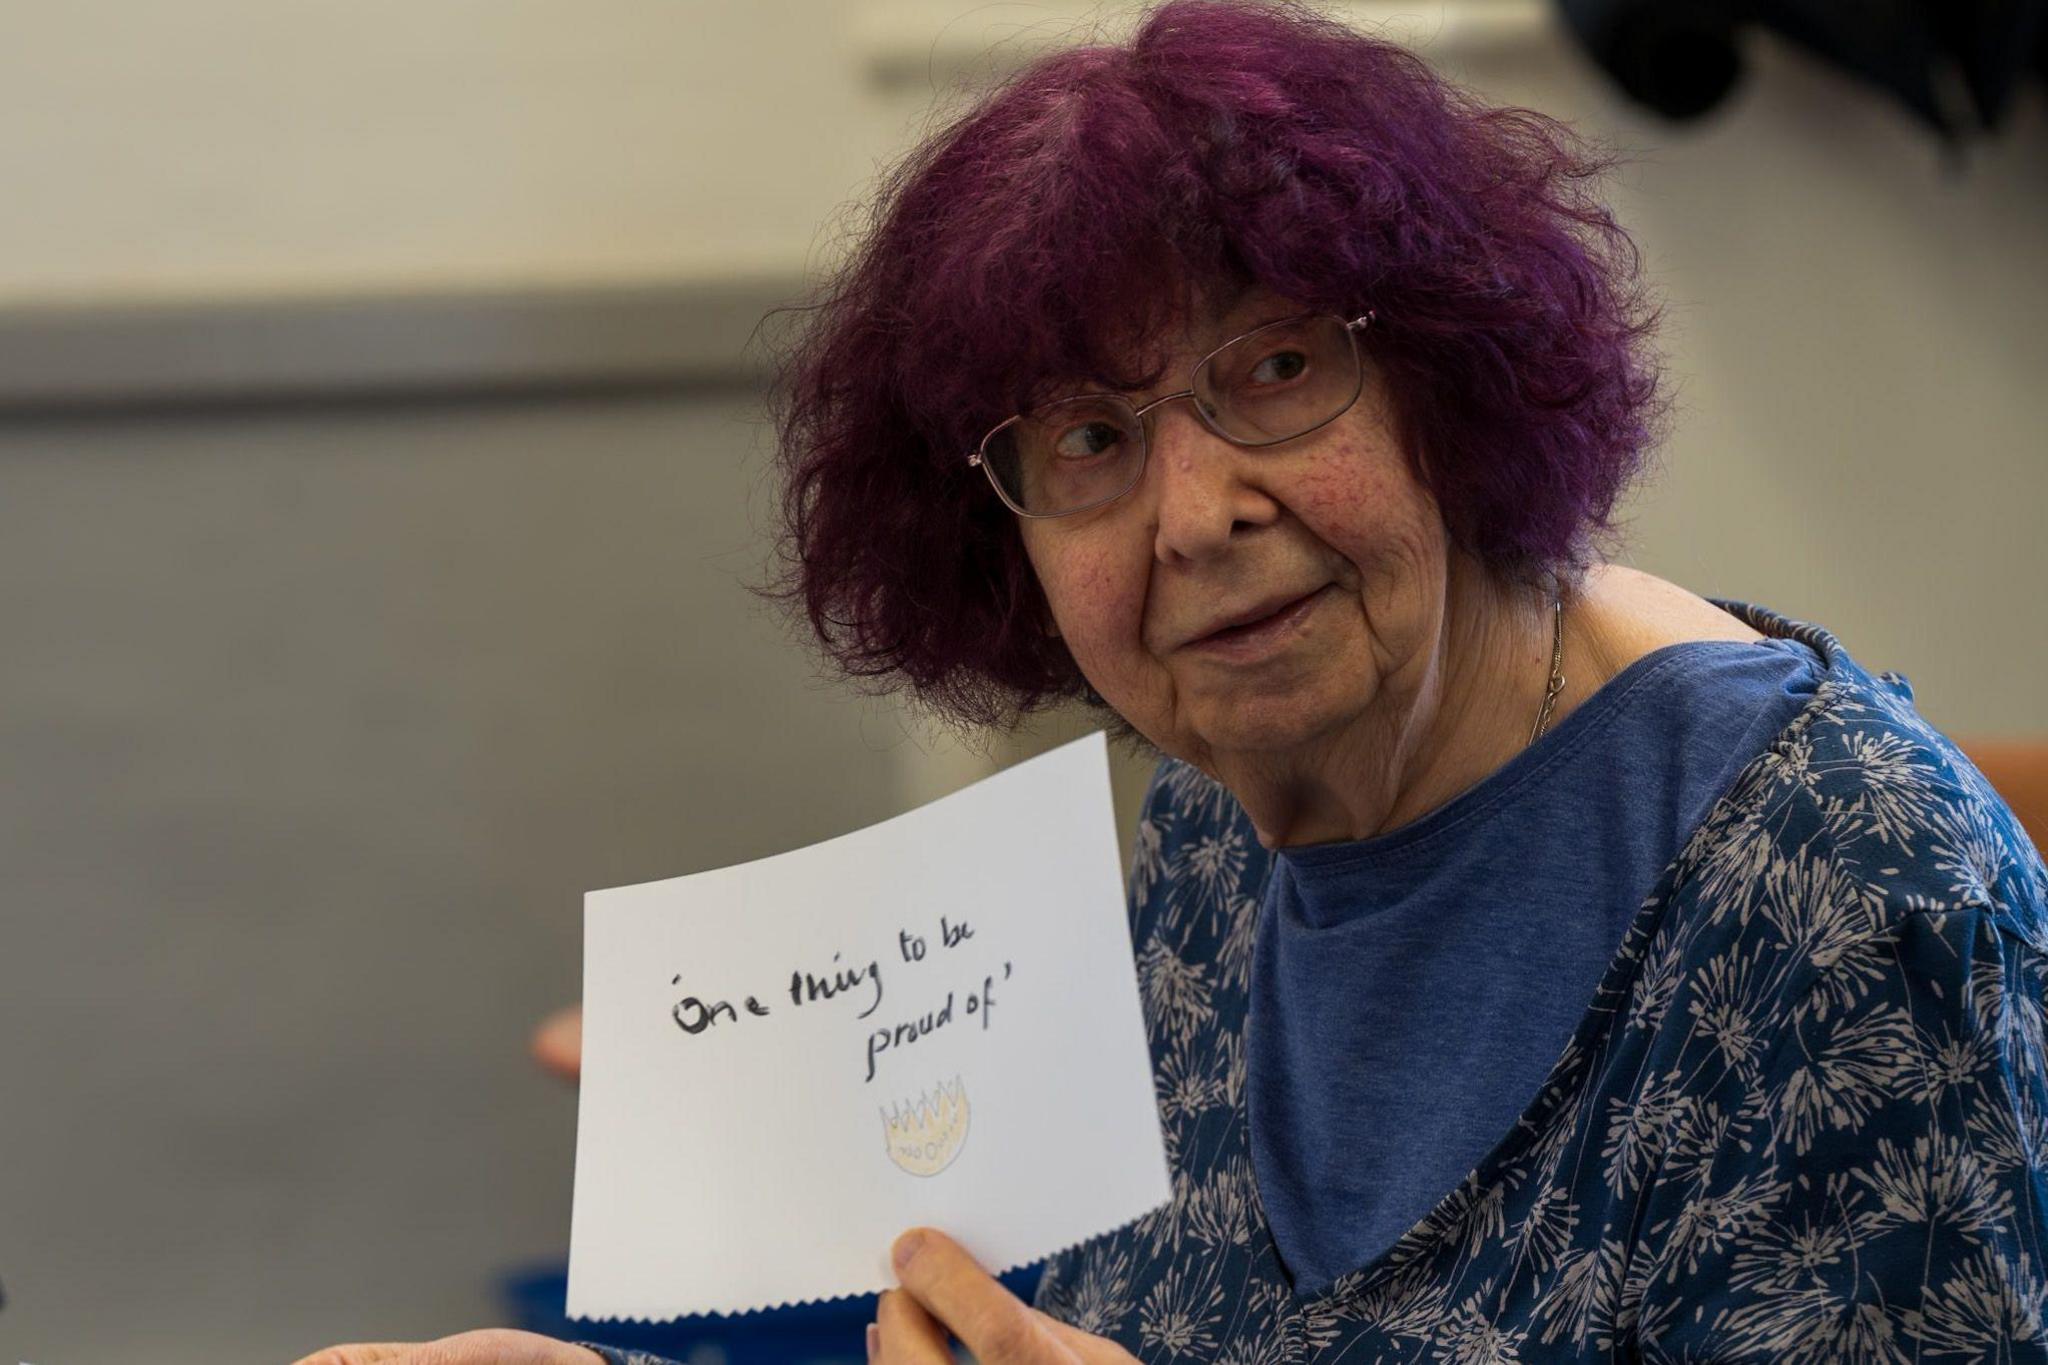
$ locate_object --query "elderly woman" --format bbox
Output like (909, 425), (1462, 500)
(302, 2), (2048, 1363)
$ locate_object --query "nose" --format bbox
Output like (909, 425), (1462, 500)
(1142, 399), (1280, 566)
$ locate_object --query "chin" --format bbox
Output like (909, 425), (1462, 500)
(1189, 687), (1351, 758)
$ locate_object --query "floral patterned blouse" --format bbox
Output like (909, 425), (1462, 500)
(590, 600), (2048, 1363)
(1027, 600), (2048, 1363)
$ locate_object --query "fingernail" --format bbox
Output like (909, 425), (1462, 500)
(866, 1321), (879, 1361)
(892, 1229), (925, 1271)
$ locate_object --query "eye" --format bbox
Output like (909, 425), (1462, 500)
(1052, 419), (1127, 461)
(1249, 349), (1308, 385)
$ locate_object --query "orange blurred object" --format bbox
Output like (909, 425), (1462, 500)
(530, 1004), (582, 1084)
(1957, 738), (2048, 855)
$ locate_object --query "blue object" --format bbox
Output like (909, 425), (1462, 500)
(1248, 634), (1824, 1292)
(503, 1260), (1042, 1365)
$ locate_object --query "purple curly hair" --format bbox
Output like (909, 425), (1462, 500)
(767, 0), (1668, 729)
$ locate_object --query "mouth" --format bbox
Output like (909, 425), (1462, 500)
(1184, 586), (1330, 654)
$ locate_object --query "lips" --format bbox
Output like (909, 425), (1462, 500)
(1185, 587), (1325, 648)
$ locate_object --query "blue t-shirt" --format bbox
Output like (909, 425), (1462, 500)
(1247, 634), (1826, 1293)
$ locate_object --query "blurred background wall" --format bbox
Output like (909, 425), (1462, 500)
(0, 2), (2041, 1361)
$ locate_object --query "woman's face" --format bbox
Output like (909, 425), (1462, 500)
(1017, 287), (1458, 780)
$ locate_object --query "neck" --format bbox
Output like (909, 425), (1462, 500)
(1220, 553), (1584, 850)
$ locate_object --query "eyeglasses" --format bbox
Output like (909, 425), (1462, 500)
(966, 310), (1376, 519)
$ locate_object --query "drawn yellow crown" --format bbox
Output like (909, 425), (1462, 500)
(880, 1076), (971, 1176)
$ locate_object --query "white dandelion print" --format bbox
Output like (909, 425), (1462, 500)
(1137, 1269), (1225, 1356)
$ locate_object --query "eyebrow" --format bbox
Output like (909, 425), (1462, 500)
(1015, 284), (1282, 411)
(1203, 279), (1264, 327)
(1076, 306), (1299, 401)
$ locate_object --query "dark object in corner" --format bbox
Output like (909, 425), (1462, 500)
(1556, 0), (2047, 144)
(1557, 0), (1745, 118)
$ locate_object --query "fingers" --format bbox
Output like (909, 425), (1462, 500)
(889, 1228), (1072, 1363)
(530, 1005), (583, 1083)
(291, 1347), (415, 1365)
(293, 1330), (603, 1365)
(415, 1332), (604, 1365)
(874, 1286), (952, 1364)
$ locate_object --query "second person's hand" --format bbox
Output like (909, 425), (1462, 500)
(530, 1004), (582, 1083)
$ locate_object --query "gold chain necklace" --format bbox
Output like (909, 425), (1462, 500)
(1528, 595), (1566, 745)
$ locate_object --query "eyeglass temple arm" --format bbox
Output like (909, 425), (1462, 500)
(964, 309), (1378, 463)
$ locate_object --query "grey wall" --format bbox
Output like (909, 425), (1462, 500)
(0, 387), (949, 1363)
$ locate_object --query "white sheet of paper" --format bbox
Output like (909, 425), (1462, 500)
(567, 730), (1170, 1321)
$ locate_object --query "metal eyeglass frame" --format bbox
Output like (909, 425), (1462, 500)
(965, 309), (1378, 519)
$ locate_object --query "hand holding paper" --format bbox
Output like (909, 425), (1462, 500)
(877, 1227), (1140, 1365)
(568, 732), (1169, 1322)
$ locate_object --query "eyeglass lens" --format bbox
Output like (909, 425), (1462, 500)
(980, 314), (1361, 516)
